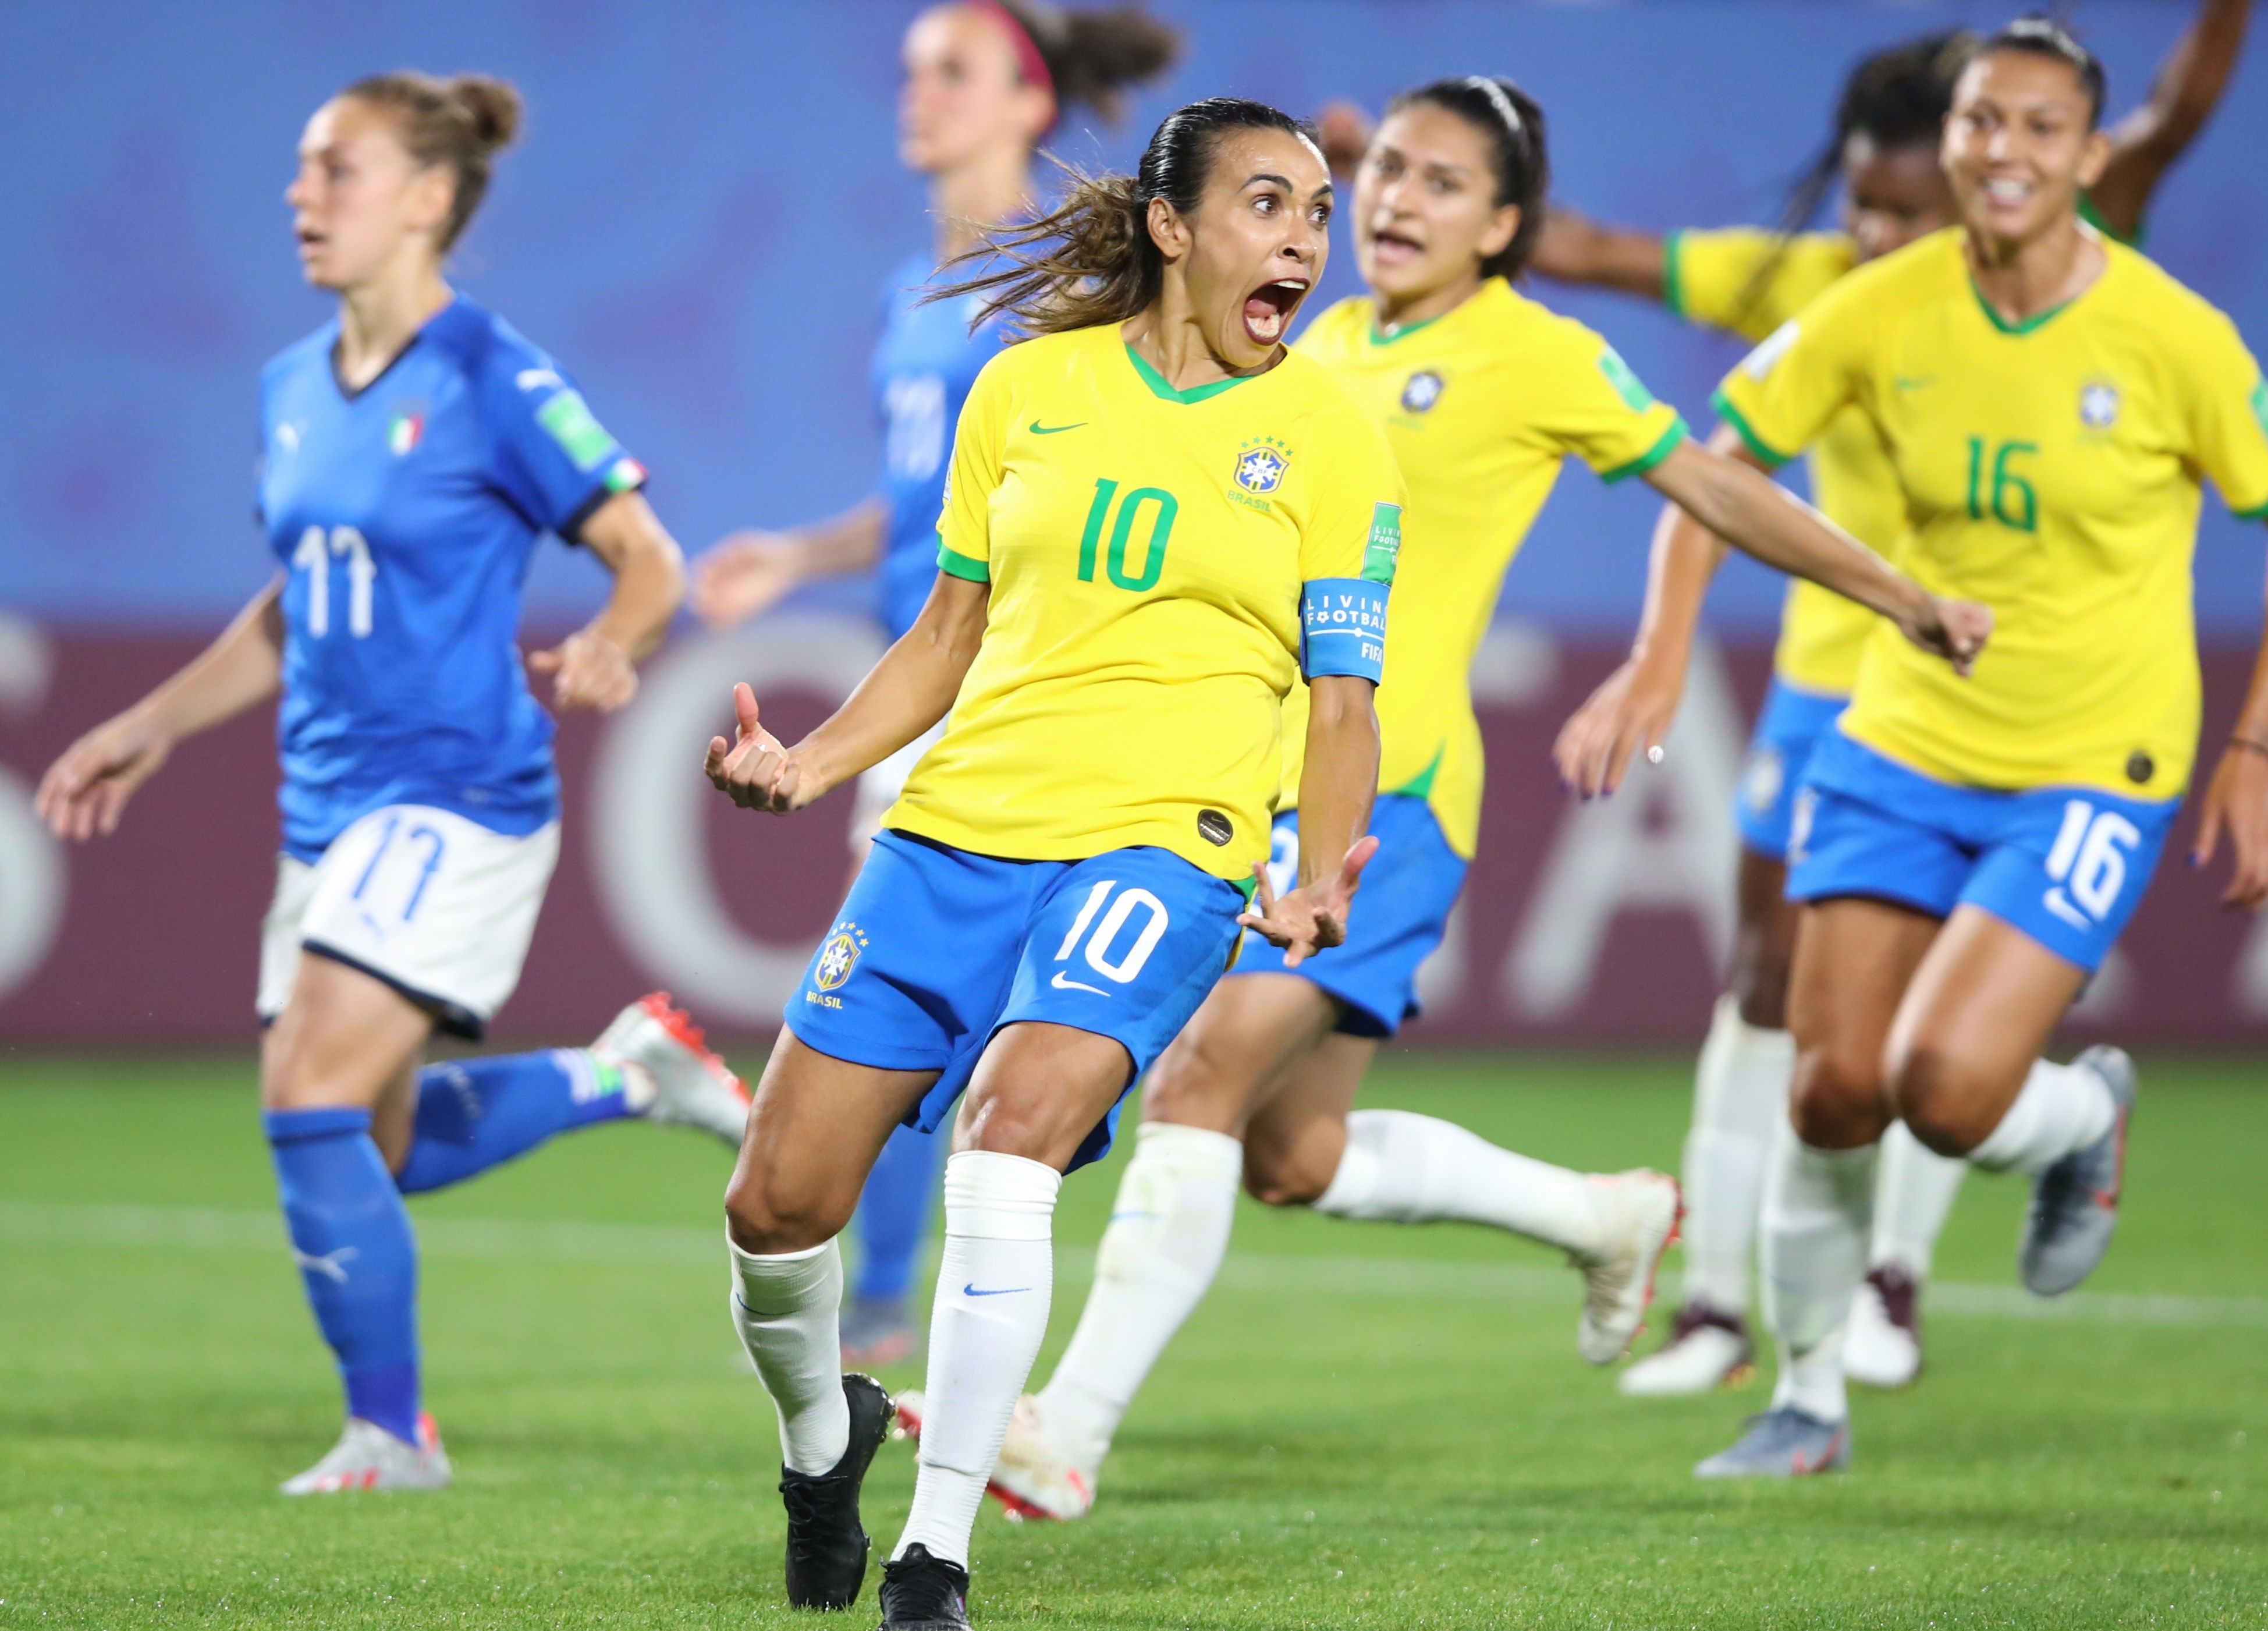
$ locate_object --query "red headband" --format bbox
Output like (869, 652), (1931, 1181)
(971, 0), (1056, 108)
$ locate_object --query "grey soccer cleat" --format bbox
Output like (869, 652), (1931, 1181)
(1694, 1405), (1851, 1480)
(280, 1413), (452, 1495)
(591, 992), (751, 1146)
(2019, 1045), (2135, 1297)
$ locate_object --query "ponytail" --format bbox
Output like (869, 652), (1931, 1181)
(932, 97), (1314, 338)
(342, 70), (524, 251)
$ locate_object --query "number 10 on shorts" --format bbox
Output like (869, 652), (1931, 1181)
(2042, 798), (2141, 930)
(1053, 880), (1170, 992)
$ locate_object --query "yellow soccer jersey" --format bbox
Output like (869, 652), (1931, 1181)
(1716, 227), (2268, 799)
(885, 322), (1405, 881)
(1284, 279), (1687, 857)
(1669, 227), (1897, 695)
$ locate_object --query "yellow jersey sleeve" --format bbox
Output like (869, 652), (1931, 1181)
(1666, 229), (1856, 343)
(2180, 313), (2268, 521)
(935, 354), (1010, 580)
(1520, 318), (1688, 482)
(1710, 282), (1872, 469)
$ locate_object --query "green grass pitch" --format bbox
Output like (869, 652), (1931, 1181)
(2, 1051), (2262, 1628)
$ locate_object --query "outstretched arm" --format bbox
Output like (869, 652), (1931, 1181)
(692, 498), (889, 629)
(2191, 527), (2268, 908)
(529, 489), (686, 712)
(705, 569), (988, 814)
(2089, 0), (2252, 242)
(36, 577), (286, 841)
(1528, 205), (1670, 301)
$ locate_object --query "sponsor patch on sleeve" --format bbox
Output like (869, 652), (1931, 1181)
(536, 389), (619, 472)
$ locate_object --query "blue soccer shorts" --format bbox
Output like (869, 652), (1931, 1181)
(1735, 676), (1848, 862)
(1787, 729), (2180, 973)
(786, 831), (1246, 1169)
(1230, 794), (1469, 1038)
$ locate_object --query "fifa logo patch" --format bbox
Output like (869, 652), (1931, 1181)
(2079, 380), (2120, 431)
(812, 921), (868, 992)
(1401, 371), (1444, 413)
(1234, 436), (1290, 495)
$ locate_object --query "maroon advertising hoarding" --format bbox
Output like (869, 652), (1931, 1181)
(3, 615), (2263, 1048)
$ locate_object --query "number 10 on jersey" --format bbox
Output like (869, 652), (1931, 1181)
(1077, 478), (1177, 593)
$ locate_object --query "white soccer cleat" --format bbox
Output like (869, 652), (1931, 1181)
(1619, 1302), (1756, 1397)
(1574, 1170), (1682, 1366)
(893, 1389), (1095, 1522)
(1843, 1267), (1923, 1389)
(592, 992), (751, 1146)
(280, 1413), (452, 1495)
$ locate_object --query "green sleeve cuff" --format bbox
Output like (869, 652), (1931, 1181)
(2234, 498), (2268, 522)
(1600, 416), (1690, 485)
(936, 543), (989, 583)
(1662, 231), (1687, 319)
(1710, 389), (1796, 470)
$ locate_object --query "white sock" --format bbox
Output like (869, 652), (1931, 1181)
(895, 1151), (1062, 1567)
(1967, 1058), (2116, 1175)
(729, 1238), (848, 1475)
(1759, 1118), (1874, 1424)
(1311, 1108), (1605, 1257)
(1037, 1122), (1242, 1473)
(1869, 1121), (1967, 1277)
(1680, 994), (1795, 1314)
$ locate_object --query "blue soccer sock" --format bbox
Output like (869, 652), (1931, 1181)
(265, 1107), (424, 1445)
(852, 1121), (946, 1303)
(393, 1049), (634, 1196)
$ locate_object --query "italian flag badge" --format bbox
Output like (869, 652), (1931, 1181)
(388, 412), (424, 456)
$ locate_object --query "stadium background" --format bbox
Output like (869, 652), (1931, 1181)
(5, 0), (2266, 1047)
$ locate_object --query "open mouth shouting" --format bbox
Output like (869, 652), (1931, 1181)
(1366, 224), (1425, 268)
(1243, 276), (1311, 346)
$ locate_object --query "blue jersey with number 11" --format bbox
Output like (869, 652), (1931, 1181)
(872, 250), (1010, 639)
(257, 295), (645, 862)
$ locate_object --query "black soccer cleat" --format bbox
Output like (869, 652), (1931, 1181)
(781, 1373), (894, 1610)
(875, 1543), (971, 1629)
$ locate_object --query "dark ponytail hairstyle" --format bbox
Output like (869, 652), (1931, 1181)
(1730, 30), (1972, 325)
(342, 70), (523, 251)
(930, 97), (1319, 338)
(993, 0), (1183, 126)
(1387, 76), (1550, 281)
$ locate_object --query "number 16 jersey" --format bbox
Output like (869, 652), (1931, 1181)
(885, 321), (1405, 882)
(1715, 229), (2268, 799)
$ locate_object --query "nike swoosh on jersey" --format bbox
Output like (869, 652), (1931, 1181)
(1050, 970), (1110, 996)
(1029, 420), (1085, 435)
(963, 1283), (1034, 1297)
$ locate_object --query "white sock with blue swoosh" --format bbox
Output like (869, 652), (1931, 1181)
(895, 1150), (1062, 1566)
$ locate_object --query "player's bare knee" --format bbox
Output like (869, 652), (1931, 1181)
(1788, 1046), (1881, 1146)
(724, 1176), (836, 1256)
(1241, 1140), (1332, 1208)
(1140, 1033), (1244, 1131)
(1887, 1044), (1994, 1156)
(1731, 954), (1793, 1031)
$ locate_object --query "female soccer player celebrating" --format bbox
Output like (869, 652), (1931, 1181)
(35, 73), (749, 1494)
(705, 97), (1408, 1628)
(1574, 19), (2268, 1479)
(1545, 0), (2249, 1396)
(938, 75), (1989, 1526)
(694, 0), (1180, 1371)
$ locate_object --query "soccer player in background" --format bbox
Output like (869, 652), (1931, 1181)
(34, 73), (751, 1494)
(934, 73), (1992, 1524)
(704, 97), (1405, 1628)
(1542, 0), (2249, 1396)
(694, 0), (1181, 1372)
(1566, 18), (2268, 1478)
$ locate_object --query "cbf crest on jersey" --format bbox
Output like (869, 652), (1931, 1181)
(2079, 380), (2121, 432)
(1400, 370), (1444, 413)
(1234, 435), (1291, 495)
(813, 921), (869, 992)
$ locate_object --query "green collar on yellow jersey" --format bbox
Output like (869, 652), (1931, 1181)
(1367, 308), (1452, 346)
(1968, 276), (2081, 336)
(1124, 343), (1259, 405)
